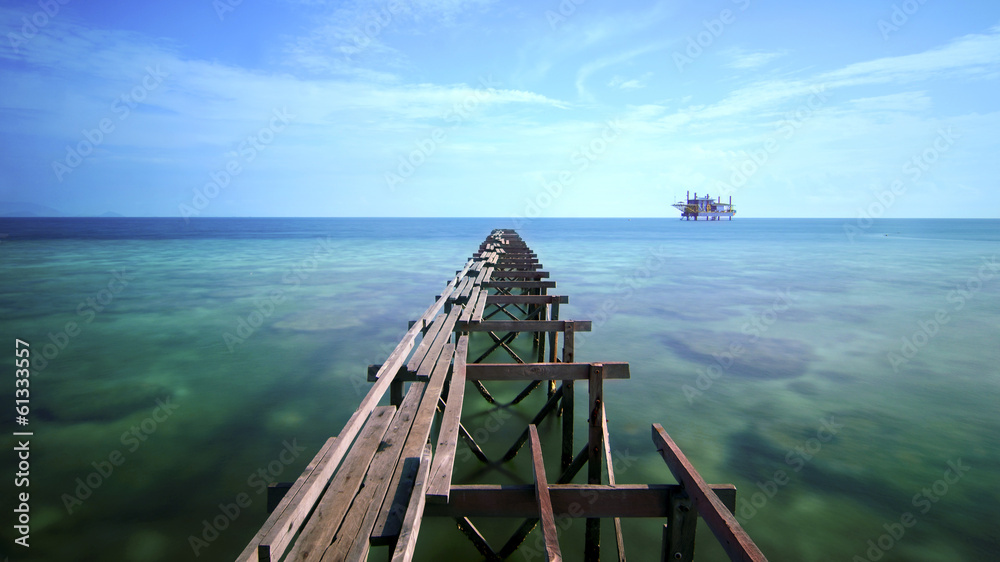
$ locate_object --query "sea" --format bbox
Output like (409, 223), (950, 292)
(0, 217), (997, 561)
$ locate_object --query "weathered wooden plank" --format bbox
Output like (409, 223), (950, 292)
(416, 306), (460, 378)
(529, 425), (562, 562)
(452, 277), (473, 302)
(317, 381), (427, 562)
(456, 320), (591, 333)
(425, 484), (738, 519)
(406, 315), (446, 372)
(460, 289), (483, 323)
(473, 264), (490, 286)
(372, 344), (455, 543)
(652, 424), (768, 562)
(427, 335), (468, 502)
(282, 406), (395, 561)
(390, 444), (433, 562)
(472, 288), (489, 322)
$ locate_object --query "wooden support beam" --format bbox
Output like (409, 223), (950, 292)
(510, 380), (542, 405)
(493, 270), (550, 279)
(483, 280), (555, 290)
(373, 360), (629, 384)
(529, 425), (563, 562)
(390, 444), (433, 562)
(456, 320), (591, 333)
(427, 335), (468, 503)
(498, 518), (539, 560)
(458, 421), (490, 464)
(424, 484), (738, 519)
(652, 424), (768, 562)
(455, 517), (501, 560)
(603, 403), (626, 562)
(502, 384), (565, 462)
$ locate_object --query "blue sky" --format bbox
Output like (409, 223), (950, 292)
(1, 0), (998, 217)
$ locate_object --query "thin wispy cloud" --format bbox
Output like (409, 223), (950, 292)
(724, 48), (787, 69)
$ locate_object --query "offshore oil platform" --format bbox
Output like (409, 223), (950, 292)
(672, 192), (735, 221)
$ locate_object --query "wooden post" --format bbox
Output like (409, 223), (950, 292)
(663, 492), (696, 561)
(585, 363), (604, 561)
(561, 321), (576, 471)
(391, 378), (404, 407)
(529, 425), (563, 562)
(561, 381), (574, 472)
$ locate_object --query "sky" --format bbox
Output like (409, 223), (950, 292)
(1, 0), (999, 218)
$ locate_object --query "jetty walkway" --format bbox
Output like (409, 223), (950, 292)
(238, 229), (766, 561)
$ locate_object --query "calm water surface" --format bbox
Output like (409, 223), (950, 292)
(0, 218), (997, 561)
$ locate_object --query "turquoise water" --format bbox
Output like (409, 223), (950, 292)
(0, 218), (998, 561)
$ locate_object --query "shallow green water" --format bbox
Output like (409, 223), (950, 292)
(0, 218), (997, 561)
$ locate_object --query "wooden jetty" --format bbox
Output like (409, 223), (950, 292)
(238, 229), (766, 561)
